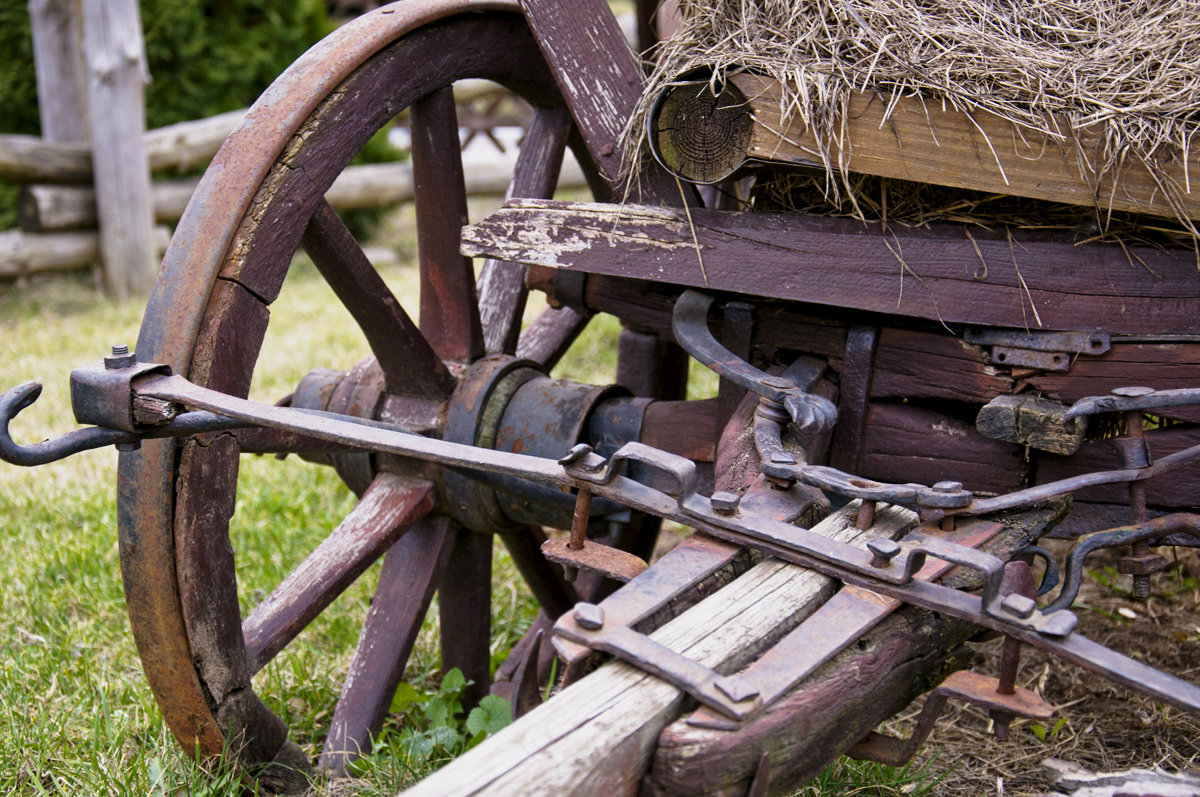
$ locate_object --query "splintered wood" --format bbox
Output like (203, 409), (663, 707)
(402, 503), (916, 796)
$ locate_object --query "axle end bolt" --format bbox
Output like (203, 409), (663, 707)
(104, 344), (136, 370)
(711, 491), (741, 516)
(574, 603), (605, 631)
(867, 538), (901, 568)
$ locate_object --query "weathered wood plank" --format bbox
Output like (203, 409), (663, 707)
(1025, 342), (1200, 423)
(0, 225), (168, 279)
(861, 402), (1025, 495)
(403, 503), (916, 796)
(462, 200), (1200, 335)
(29, 0), (90, 144)
(653, 73), (1200, 222)
(870, 327), (1012, 403)
(82, 0), (157, 296)
(976, 394), (1085, 455)
(520, 0), (682, 202)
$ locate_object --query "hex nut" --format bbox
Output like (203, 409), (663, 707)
(104, 344), (136, 370)
(573, 602), (605, 631)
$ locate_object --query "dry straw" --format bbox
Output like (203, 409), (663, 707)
(626, 0), (1200, 237)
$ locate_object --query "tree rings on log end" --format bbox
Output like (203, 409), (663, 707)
(649, 78), (752, 184)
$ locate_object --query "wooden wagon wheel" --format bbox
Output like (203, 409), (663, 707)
(117, 2), (661, 787)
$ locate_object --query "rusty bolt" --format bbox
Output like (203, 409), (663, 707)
(1001, 593), (1037, 620)
(769, 451), (796, 465)
(1117, 552), (1167, 576)
(932, 480), (964, 494)
(714, 675), (760, 703)
(867, 538), (902, 568)
(711, 491), (741, 516)
(104, 344), (136, 370)
(759, 376), (794, 390)
(573, 603), (605, 631)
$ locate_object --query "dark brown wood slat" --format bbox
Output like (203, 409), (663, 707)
(520, 0), (678, 200)
(411, 86), (484, 363)
(829, 326), (878, 474)
(243, 474), (434, 673)
(302, 200), (452, 398)
(616, 326), (689, 400)
(479, 107), (574, 355)
(319, 516), (457, 776)
(438, 525), (493, 710)
(516, 305), (591, 370)
(462, 200), (1200, 335)
(1025, 342), (1200, 423)
(861, 402), (1024, 495)
(870, 327), (1012, 404)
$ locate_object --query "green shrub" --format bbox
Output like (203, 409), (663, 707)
(0, 0), (332, 228)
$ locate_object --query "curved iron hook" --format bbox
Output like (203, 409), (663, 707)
(0, 382), (140, 466)
(1013, 544), (1060, 597)
(0, 381), (245, 467)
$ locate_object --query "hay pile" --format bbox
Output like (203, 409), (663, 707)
(627, 0), (1200, 238)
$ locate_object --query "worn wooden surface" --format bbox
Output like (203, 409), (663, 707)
(977, 394), (1085, 455)
(654, 73), (1200, 222)
(82, 0), (157, 296)
(29, 0), (90, 144)
(0, 225), (168, 278)
(403, 504), (915, 796)
(861, 402), (1025, 495)
(463, 199), (1200, 334)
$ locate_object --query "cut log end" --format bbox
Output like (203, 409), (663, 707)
(650, 79), (752, 184)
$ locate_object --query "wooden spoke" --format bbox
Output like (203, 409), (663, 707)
(478, 107), (573, 355)
(242, 474), (434, 673)
(438, 525), (493, 710)
(516, 305), (591, 371)
(319, 515), (457, 776)
(303, 200), (454, 398)
(411, 86), (484, 362)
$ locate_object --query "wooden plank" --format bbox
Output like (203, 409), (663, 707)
(0, 225), (168, 278)
(861, 402), (1024, 495)
(871, 327), (1012, 403)
(1025, 342), (1200, 423)
(82, 0), (156, 296)
(462, 199), (1200, 335)
(0, 135), (92, 183)
(655, 73), (1200, 222)
(402, 503), (916, 796)
(519, 0), (681, 202)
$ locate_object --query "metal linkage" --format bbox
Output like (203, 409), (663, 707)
(5, 352), (1200, 717)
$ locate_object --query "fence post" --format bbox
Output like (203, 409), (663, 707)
(81, 0), (156, 297)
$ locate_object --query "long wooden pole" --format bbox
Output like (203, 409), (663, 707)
(81, 0), (156, 297)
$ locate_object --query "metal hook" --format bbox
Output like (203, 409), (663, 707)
(0, 381), (244, 467)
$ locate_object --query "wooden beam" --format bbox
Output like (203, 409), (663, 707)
(0, 225), (168, 278)
(462, 199), (1200, 335)
(651, 73), (1200, 223)
(29, 0), (89, 143)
